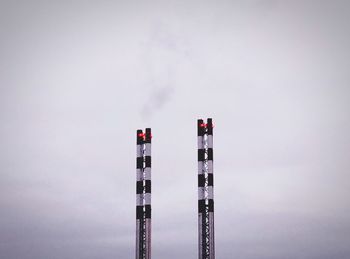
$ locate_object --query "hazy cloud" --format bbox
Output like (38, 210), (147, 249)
(1, 1), (350, 258)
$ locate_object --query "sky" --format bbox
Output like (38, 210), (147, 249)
(1, 0), (350, 258)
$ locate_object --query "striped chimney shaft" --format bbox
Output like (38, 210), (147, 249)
(207, 119), (215, 259)
(197, 119), (205, 259)
(197, 119), (215, 259)
(144, 128), (152, 259)
(136, 130), (144, 259)
(136, 128), (152, 259)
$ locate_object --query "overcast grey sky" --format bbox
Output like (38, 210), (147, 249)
(1, 0), (350, 258)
